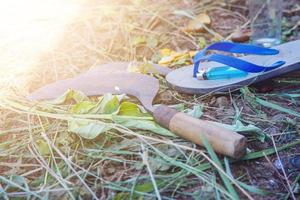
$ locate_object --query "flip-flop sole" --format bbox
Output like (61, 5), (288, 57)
(166, 40), (300, 94)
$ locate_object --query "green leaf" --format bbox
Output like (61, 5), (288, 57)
(198, 37), (206, 49)
(113, 116), (175, 137)
(113, 192), (130, 200)
(185, 104), (203, 118)
(135, 180), (164, 192)
(9, 175), (29, 190)
(112, 180), (166, 200)
(71, 101), (97, 114)
(118, 102), (143, 116)
(96, 94), (120, 114)
(46, 89), (88, 104)
(215, 120), (265, 142)
(148, 156), (171, 172)
(68, 119), (111, 139)
(36, 139), (51, 155)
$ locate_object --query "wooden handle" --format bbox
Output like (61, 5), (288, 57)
(153, 105), (246, 158)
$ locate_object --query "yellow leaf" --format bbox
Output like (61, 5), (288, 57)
(158, 55), (176, 65)
(127, 62), (157, 74)
(172, 52), (185, 60)
(189, 51), (196, 58)
(198, 37), (207, 49)
(127, 63), (140, 73)
(160, 48), (173, 56)
(132, 36), (146, 46)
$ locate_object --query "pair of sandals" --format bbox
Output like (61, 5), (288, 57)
(166, 40), (300, 94)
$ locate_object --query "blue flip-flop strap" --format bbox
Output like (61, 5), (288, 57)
(199, 42), (280, 56)
(193, 42), (285, 77)
(198, 54), (285, 73)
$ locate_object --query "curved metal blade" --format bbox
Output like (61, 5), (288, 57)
(87, 62), (171, 76)
(28, 71), (159, 113)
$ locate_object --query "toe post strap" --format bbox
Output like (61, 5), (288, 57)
(193, 42), (286, 78)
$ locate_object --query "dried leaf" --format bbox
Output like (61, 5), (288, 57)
(146, 37), (159, 48)
(127, 62), (158, 74)
(158, 50), (192, 66)
(158, 55), (176, 65)
(185, 13), (211, 33)
(189, 50), (197, 58)
(231, 29), (251, 43)
(160, 48), (173, 56)
(132, 36), (146, 46)
(173, 9), (194, 19)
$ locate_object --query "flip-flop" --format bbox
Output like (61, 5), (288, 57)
(166, 40), (300, 94)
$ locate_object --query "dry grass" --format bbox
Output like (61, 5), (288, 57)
(0, 0), (299, 199)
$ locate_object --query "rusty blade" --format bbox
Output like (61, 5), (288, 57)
(86, 62), (171, 76)
(28, 71), (159, 113)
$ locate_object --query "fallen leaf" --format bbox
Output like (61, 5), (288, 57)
(185, 13), (211, 33)
(185, 105), (204, 118)
(231, 29), (251, 43)
(68, 119), (111, 139)
(160, 48), (173, 56)
(198, 37), (207, 49)
(113, 116), (175, 137)
(118, 101), (144, 116)
(146, 37), (159, 48)
(173, 9), (194, 19)
(36, 139), (51, 155)
(46, 89), (88, 104)
(158, 55), (176, 65)
(71, 101), (97, 114)
(215, 120), (266, 142)
(127, 62), (158, 74)
(95, 94), (120, 114)
(158, 50), (192, 66)
(189, 50), (197, 58)
(132, 36), (146, 46)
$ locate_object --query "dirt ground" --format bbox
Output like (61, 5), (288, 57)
(0, 0), (300, 199)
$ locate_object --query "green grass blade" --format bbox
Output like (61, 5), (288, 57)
(241, 140), (300, 161)
(224, 158), (269, 195)
(255, 98), (300, 118)
(200, 135), (239, 200)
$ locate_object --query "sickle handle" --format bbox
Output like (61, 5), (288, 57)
(153, 105), (246, 158)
